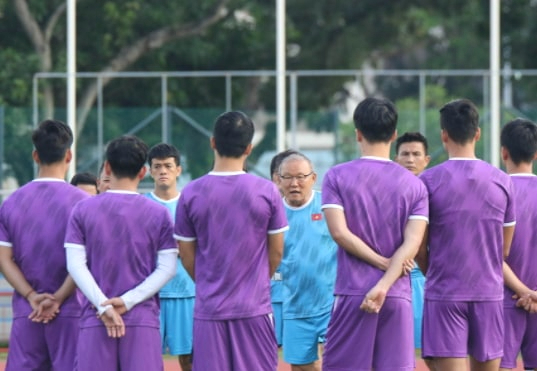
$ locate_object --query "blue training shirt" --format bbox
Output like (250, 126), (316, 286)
(281, 191), (337, 319)
(145, 192), (195, 298)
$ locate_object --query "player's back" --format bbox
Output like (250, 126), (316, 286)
(420, 159), (515, 301)
(504, 174), (537, 304)
(322, 157), (428, 299)
(0, 179), (88, 317)
(67, 190), (175, 327)
(175, 172), (288, 320)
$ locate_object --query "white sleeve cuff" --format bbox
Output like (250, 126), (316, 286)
(120, 249), (177, 311)
(66, 246), (111, 315)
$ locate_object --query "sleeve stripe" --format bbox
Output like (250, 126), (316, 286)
(268, 225), (289, 235)
(321, 204), (343, 210)
(64, 242), (85, 249)
(504, 221), (516, 227)
(0, 241), (13, 248)
(409, 215), (429, 223)
(174, 234), (196, 242)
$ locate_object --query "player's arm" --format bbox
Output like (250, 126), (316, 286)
(503, 225), (515, 258)
(29, 275), (77, 323)
(415, 226), (429, 274)
(361, 219), (427, 313)
(0, 246), (55, 311)
(108, 248), (177, 312)
(503, 261), (532, 298)
(65, 244), (111, 315)
(178, 240), (196, 280)
(323, 208), (389, 270)
(267, 231), (284, 278)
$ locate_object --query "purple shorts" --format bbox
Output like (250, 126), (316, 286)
(323, 295), (415, 371)
(6, 316), (78, 371)
(193, 314), (278, 371)
(422, 299), (503, 362)
(76, 326), (162, 371)
(500, 306), (537, 369)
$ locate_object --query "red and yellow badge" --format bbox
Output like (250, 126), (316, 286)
(311, 213), (323, 221)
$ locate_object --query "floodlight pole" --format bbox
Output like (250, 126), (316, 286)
(490, 0), (500, 167)
(276, 0), (286, 152)
(67, 0), (77, 180)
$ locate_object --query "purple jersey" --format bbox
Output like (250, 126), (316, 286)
(64, 190), (176, 328)
(504, 174), (537, 305)
(321, 157), (429, 300)
(174, 171), (288, 320)
(420, 159), (516, 301)
(0, 179), (89, 318)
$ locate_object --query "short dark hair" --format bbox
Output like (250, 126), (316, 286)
(105, 135), (148, 179)
(148, 143), (181, 166)
(270, 149), (299, 177)
(70, 172), (98, 187)
(31, 119), (73, 165)
(500, 118), (537, 165)
(395, 132), (429, 154)
(353, 97), (398, 143)
(213, 111), (254, 158)
(439, 99), (480, 144)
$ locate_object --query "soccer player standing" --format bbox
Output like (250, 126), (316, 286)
(418, 99), (516, 371)
(322, 97), (428, 370)
(65, 135), (177, 371)
(145, 143), (194, 371)
(394, 132), (431, 361)
(498, 119), (537, 371)
(0, 119), (89, 370)
(175, 111), (288, 371)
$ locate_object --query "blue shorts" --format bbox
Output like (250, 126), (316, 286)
(160, 297), (194, 355)
(282, 311), (330, 365)
(272, 301), (283, 346)
(411, 267), (426, 349)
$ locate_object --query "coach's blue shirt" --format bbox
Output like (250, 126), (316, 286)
(281, 191), (337, 318)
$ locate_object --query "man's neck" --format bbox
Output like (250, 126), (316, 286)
(359, 141), (391, 159)
(505, 161), (534, 175)
(37, 164), (67, 180)
(446, 141), (476, 159)
(153, 186), (179, 201)
(109, 177), (140, 193)
(212, 155), (246, 172)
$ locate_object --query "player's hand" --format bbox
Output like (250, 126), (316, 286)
(360, 285), (387, 314)
(101, 297), (127, 315)
(515, 292), (537, 313)
(100, 307), (125, 338)
(29, 297), (60, 323)
(27, 292), (56, 322)
(402, 259), (414, 276)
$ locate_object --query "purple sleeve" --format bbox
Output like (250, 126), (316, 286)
(0, 206), (10, 244)
(321, 168), (343, 208)
(268, 184), (288, 233)
(64, 206), (85, 246)
(174, 191), (196, 240)
(504, 177), (516, 225)
(410, 183), (429, 220)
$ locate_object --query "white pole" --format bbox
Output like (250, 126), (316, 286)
(276, 0), (286, 152)
(67, 0), (77, 180)
(490, 0), (500, 167)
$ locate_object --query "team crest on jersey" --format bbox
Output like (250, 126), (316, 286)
(311, 213), (323, 221)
